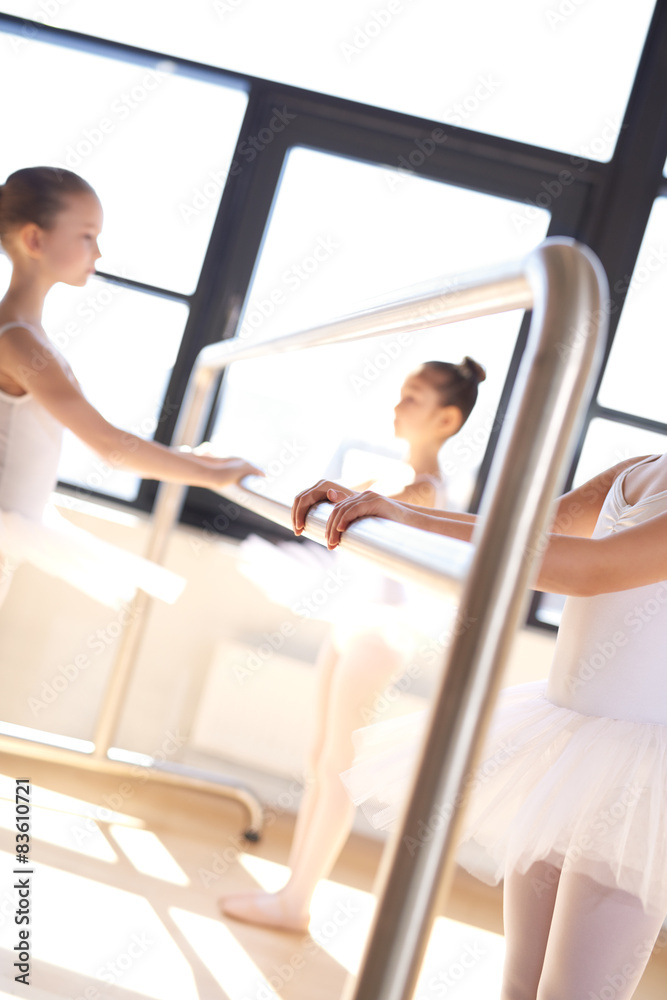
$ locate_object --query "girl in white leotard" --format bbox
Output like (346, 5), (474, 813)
(292, 455), (667, 999)
(221, 358), (486, 932)
(0, 166), (260, 608)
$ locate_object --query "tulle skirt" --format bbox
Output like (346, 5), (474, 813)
(341, 679), (667, 918)
(238, 532), (455, 652)
(0, 502), (186, 609)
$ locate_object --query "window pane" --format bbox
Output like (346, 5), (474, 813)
(573, 418), (667, 488)
(534, 418), (667, 627)
(0, 30), (248, 294)
(50, 285), (187, 501)
(1, 0), (654, 159)
(211, 148), (550, 506)
(598, 198), (667, 423)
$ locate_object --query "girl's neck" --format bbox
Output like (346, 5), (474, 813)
(1, 268), (51, 327)
(406, 440), (442, 477)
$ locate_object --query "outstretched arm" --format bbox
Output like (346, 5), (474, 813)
(0, 326), (262, 490)
(291, 456), (657, 596)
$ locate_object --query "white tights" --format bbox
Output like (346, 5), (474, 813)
(501, 861), (666, 1000)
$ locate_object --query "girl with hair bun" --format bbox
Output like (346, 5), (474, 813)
(221, 354), (486, 932)
(0, 166), (261, 607)
(293, 435), (667, 994)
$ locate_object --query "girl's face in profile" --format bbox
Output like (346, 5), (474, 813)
(35, 192), (103, 287)
(394, 372), (454, 443)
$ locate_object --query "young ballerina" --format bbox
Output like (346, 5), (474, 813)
(0, 165), (260, 608)
(291, 454), (667, 998)
(220, 357), (486, 932)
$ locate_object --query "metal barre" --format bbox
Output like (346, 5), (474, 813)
(91, 256), (534, 762)
(92, 238), (608, 1000)
(2, 236), (607, 999)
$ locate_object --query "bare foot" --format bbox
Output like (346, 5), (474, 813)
(219, 889), (310, 933)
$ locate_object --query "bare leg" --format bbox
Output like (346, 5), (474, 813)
(220, 627), (405, 931)
(537, 869), (666, 1000)
(285, 633), (340, 868)
(500, 861), (561, 1000)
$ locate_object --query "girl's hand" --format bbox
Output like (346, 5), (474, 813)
(323, 490), (411, 549)
(198, 455), (264, 489)
(291, 480), (357, 535)
(179, 443), (263, 488)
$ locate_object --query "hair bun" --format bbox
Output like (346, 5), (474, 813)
(460, 356), (486, 384)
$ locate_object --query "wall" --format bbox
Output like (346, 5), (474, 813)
(0, 492), (557, 834)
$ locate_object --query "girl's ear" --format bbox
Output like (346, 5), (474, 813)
(439, 404), (464, 438)
(17, 222), (44, 258)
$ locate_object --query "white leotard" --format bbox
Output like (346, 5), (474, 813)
(341, 455), (667, 916)
(0, 322), (63, 520)
(548, 454), (667, 726)
(0, 321), (184, 607)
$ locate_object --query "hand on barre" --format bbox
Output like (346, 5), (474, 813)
(291, 480), (411, 548)
(179, 443), (265, 488)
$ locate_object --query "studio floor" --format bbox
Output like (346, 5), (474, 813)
(0, 750), (665, 1000)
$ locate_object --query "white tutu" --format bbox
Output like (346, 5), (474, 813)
(238, 534), (405, 615)
(341, 679), (667, 918)
(238, 532), (456, 656)
(0, 502), (186, 609)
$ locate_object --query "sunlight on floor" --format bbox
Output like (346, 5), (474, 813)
(0, 765), (505, 999)
(110, 824), (190, 885)
(0, 850), (196, 999)
(238, 850), (505, 988)
(171, 907), (286, 1000)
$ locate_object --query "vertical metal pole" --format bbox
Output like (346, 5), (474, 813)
(91, 365), (218, 756)
(343, 240), (608, 1000)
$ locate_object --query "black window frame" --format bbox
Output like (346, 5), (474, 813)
(2, 6), (667, 631)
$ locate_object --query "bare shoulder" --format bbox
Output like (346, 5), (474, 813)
(552, 455), (653, 537)
(0, 321), (78, 393)
(396, 477), (437, 508)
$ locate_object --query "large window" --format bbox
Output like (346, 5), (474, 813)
(0, 28), (249, 500)
(1, 5), (667, 633)
(533, 196), (667, 627)
(0, 0), (656, 157)
(211, 147), (549, 504)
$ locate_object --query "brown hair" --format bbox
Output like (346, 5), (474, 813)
(417, 356), (486, 426)
(0, 166), (96, 247)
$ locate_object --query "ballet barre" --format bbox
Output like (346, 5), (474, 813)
(87, 245), (539, 836)
(212, 239), (608, 1000)
(6, 236), (606, 1000)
